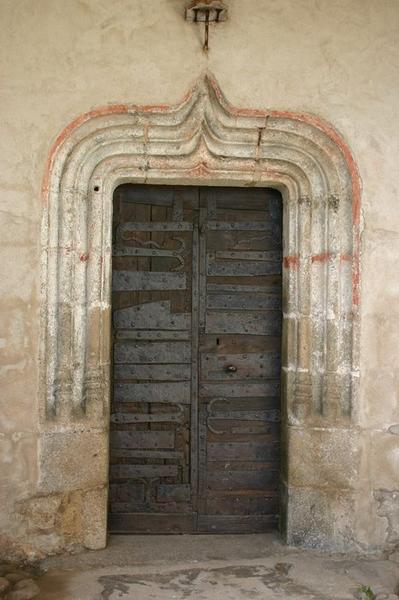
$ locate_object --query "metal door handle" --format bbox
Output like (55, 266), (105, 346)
(225, 365), (237, 372)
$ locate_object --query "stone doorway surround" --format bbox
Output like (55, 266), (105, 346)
(38, 74), (361, 554)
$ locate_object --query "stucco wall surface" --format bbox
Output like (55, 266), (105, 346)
(0, 0), (398, 558)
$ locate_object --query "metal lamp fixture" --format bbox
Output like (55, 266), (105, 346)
(185, 1), (228, 52)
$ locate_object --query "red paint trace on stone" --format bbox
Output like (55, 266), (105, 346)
(283, 255), (299, 269)
(188, 161), (210, 177)
(340, 253), (352, 263)
(312, 252), (331, 264)
(79, 253), (89, 262)
(42, 74), (361, 307)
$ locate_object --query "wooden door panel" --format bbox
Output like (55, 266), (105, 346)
(114, 341), (191, 364)
(198, 187), (282, 533)
(114, 364), (191, 381)
(206, 495), (279, 515)
(110, 430), (176, 449)
(201, 352), (281, 380)
(112, 271), (187, 291)
(207, 293), (281, 310)
(114, 301), (191, 330)
(205, 311), (282, 335)
(207, 255), (281, 277)
(109, 185), (198, 533)
(207, 275), (282, 288)
(200, 382), (280, 397)
(109, 185), (282, 534)
(197, 515), (278, 534)
(207, 232), (280, 253)
(200, 334), (281, 353)
(206, 469), (279, 491)
(110, 513), (197, 534)
(207, 441), (280, 461)
(113, 382), (191, 404)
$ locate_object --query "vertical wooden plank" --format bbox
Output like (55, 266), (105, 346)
(199, 191), (207, 334)
(198, 186), (282, 532)
(172, 190), (184, 222)
(198, 188), (209, 512)
(110, 184), (197, 533)
(190, 215), (199, 504)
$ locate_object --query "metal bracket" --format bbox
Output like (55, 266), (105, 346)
(186, 1), (228, 52)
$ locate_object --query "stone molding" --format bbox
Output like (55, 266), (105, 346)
(41, 73), (360, 426)
(39, 73), (362, 549)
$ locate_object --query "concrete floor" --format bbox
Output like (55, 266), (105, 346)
(37, 534), (399, 600)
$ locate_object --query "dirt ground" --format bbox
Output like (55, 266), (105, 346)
(27, 534), (399, 600)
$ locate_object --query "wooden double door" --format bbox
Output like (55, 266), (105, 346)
(108, 184), (282, 534)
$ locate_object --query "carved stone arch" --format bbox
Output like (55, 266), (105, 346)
(39, 74), (361, 551)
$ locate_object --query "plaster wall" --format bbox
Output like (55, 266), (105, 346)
(0, 0), (398, 558)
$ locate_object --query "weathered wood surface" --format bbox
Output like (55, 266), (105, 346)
(207, 293), (281, 310)
(200, 334), (281, 354)
(208, 442), (280, 461)
(206, 495), (279, 515)
(115, 330), (190, 341)
(109, 503), (194, 515)
(111, 449), (184, 459)
(157, 484), (191, 503)
(110, 465), (179, 479)
(201, 352), (280, 379)
(207, 254), (281, 277)
(205, 311), (282, 335)
(206, 221), (275, 231)
(112, 271), (187, 291)
(214, 250), (282, 261)
(117, 221), (194, 232)
(109, 483), (145, 503)
(114, 301), (190, 330)
(197, 187), (282, 532)
(114, 342), (191, 364)
(110, 430), (175, 449)
(208, 409), (281, 422)
(207, 283), (280, 293)
(114, 364), (191, 380)
(110, 411), (184, 423)
(113, 382), (191, 403)
(197, 514), (278, 533)
(207, 468), (279, 491)
(109, 185), (197, 531)
(207, 231), (281, 252)
(108, 513), (197, 534)
(200, 381), (280, 397)
(109, 185), (282, 533)
(207, 423), (280, 439)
